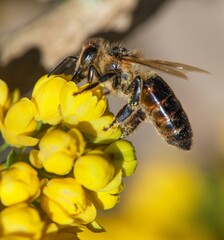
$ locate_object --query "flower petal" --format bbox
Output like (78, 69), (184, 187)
(32, 75), (67, 125)
(74, 150), (116, 191)
(4, 98), (37, 135)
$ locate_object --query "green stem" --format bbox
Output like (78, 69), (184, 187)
(20, 146), (27, 154)
(0, 142), (9, 152)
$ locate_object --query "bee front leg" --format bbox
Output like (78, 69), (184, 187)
(74, 72), (117, 95)
(87, 65), (100, 83)
(87, 65), (115, 83)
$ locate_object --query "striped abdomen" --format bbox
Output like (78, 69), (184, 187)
(141, 75), (192, 150)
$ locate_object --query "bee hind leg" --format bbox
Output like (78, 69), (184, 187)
(120, 108), (147, 138)
(104, 76), (143, 136)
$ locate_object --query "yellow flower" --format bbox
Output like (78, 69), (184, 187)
(0, 80), (20, 121)
(0, 98), (38, 148)
(0, 80), (8, 105)
(41, 178), (96, 225)
(79, 157), (211, 240)
(30, 128), (85, 175)
(104, 139), (137, 176)
(0, 80), (9, 120)
(0, 162), (40, 206)
(38, 219), (83, 240)
(32, 75), (67, 125)
(60, 81), (107, 127)
(0, 73), (139, 238)
(74, 150), (116, 191)
(89, 191), (120, 211)
(0, 203), (44, 240)
(88, 171), (124, 210)
(79, 114), (122, 144)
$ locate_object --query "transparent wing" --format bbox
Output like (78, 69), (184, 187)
(122, 57), (209, 79)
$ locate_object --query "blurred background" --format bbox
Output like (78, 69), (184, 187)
(0, 0), (224, 239)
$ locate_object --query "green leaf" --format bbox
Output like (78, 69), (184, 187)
(5, 149), (19, 168)
(87, 221), (106, 233)
(0, 142), (9, 153)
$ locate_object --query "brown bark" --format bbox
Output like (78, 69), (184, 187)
(0, 0), (138, 68)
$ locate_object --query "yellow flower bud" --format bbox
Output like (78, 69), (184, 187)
(0, 80), (20, 120)
(0, 80), (9, 119)
(97, 170), (123, 192)
(88, 171), (124, 210)
(4, 98), (37, 135)
(0, 80), (8, 103)
(74, 150), (116, 191)
(60, 81), (107, 127)
(41, 178), (96, 225)
(0, 162), (40, 206)
(90, 191), (120, 210)
(79, 115), (122, 144)
(0, 98), (38, 147)
(43, 222), (81, 239)
(32, 75), (67, 125)
(104, 140), (137, 176)
(30, 128), (84, 175)
(0, 203), (44, 239)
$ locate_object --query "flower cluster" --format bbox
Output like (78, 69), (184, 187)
(0, 75), (137, 240)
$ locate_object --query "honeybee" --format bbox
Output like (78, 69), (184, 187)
(49, 38), (208, 150)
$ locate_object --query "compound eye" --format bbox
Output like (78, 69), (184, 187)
(81, 46), (97, 67)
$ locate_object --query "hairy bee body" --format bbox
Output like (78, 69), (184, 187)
(50, 37), (207, 150)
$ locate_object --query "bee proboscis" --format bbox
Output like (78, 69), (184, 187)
(49, 38), (208, 150)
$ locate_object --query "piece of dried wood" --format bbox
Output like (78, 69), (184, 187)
(0, 0), (138, 68)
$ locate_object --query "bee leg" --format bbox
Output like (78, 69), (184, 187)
(48, 56), (77, 77)
(117, 76), (142, 120)
(104, 76), (142, 130)
(87, 65), (100, 83)
(85, 72), (117, 90)
(99, 72), (117, 83)
(112, 76), (120, 89)
(74, 72), (117, 95)
(120, 109), (147, 138)
(88, 65), (116, 84)
(72, 64), (100, 82)
(89, 72), (117, 89)
(73, 82), (100, 97)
